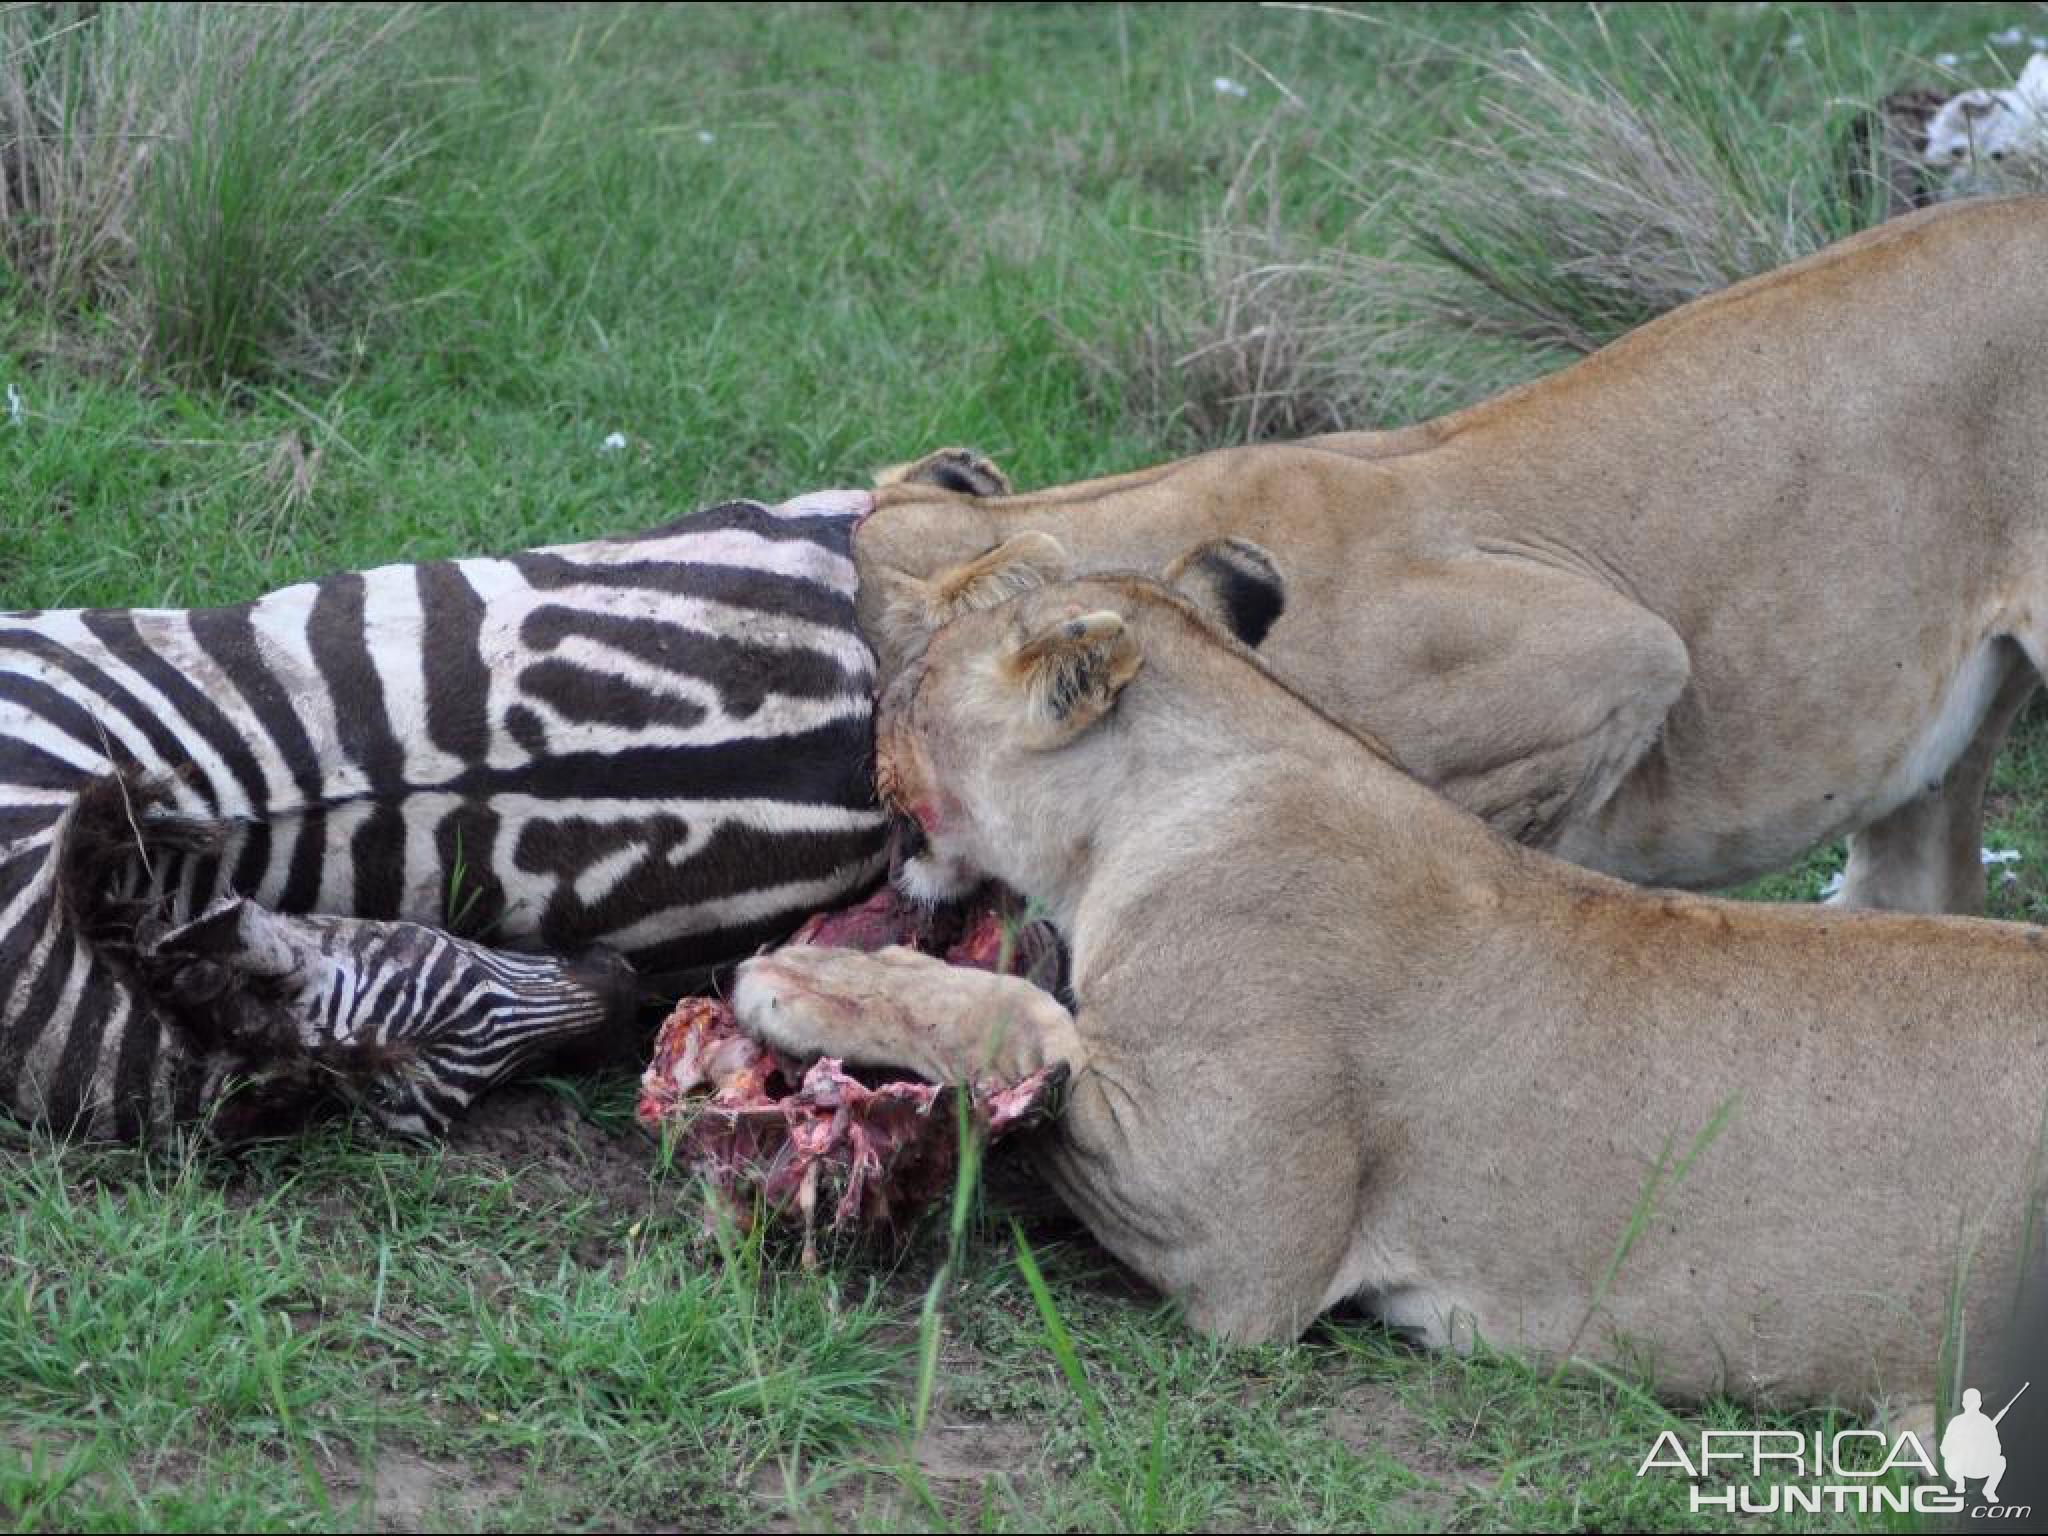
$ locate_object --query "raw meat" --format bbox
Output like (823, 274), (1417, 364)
(637, 886), (1065, 1252)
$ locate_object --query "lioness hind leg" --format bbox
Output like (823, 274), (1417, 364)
(731, 944), (1081, 1084)
(1835, 649), (2037, 914)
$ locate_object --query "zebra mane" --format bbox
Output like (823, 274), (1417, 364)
(57, 770), (223, 969)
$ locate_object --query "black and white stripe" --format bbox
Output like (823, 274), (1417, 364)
(0, 490), (887, 1138)
(128, 897), (636, 1137)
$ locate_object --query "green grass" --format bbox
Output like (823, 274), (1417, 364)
(1, 4), (421, 387)
(4, 2), (2045, 1530)
(0, 1113), (908, 1530)
(0, 1103), (1871, 1533)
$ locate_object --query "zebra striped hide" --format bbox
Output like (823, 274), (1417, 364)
(0, 490), (887, 1138)
(132, 894), (636, 1139)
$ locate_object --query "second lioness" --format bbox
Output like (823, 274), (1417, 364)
(857, 195), (2048, 915)
(735, 573), (2046, 1409)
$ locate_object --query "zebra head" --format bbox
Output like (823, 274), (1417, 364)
(138, 898), (639, 1136)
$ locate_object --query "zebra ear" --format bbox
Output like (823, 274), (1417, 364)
(879, 531), (1072, 658)
(1163, 537), (1285, 648)
(1003, 608), (1142, 748)
(151, 899), (304, 980)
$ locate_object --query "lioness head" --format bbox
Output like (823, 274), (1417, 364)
(877, 560), (1282, 905)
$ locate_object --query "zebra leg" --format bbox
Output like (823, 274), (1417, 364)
(138, 900), (639, 1136)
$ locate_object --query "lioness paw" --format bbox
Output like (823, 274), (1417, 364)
(732, 945), (1080, 1086)
(730, 948), (877, 1064)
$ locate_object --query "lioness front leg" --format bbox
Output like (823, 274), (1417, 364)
(731, 945), (1084, 1084)
(1353, 559), (1691, 851)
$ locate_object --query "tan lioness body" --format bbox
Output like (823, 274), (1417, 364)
(735, 575), (2048, 1407)
(853, 195), (2048, 915)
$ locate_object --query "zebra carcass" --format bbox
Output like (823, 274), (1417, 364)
(0, 491), (886, 1139)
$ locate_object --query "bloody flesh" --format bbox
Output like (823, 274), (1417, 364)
(637, 886), (1063, 1247)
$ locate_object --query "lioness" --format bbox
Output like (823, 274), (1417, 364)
(734, 569), (2048, 1407)
(853, 195), (2048, 916)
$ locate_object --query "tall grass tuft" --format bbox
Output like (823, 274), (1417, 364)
(1367, 17), (1903, 360)
(1080, 9), (1958, 447)
(0, 3), (421, 387)
(1072, 126), (1471, 447)
(1073, 130), (1357, 446)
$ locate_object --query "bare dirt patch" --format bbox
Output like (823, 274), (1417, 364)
(447, 1085), (655, 1213)
(1327, 1379), (1472, 1526)
(313, 1440), (535, 1535)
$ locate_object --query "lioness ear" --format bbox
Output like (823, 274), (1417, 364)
(879, 531), (1071, 658)
(1163, 537), (1285, 648)
(1004, 610), (1142, 747)
(2021, 53), (2048, 105)
(874, 447), (1012, 498)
